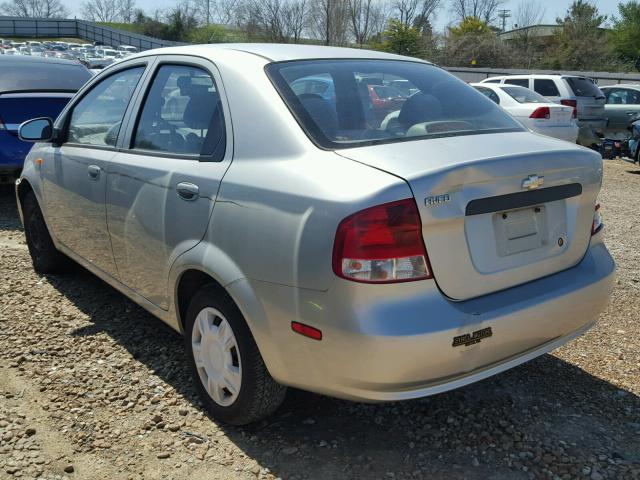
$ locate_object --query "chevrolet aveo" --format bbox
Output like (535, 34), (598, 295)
(16, 44), (615, 425)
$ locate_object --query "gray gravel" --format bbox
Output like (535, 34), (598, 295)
(0, 159), (639, 479)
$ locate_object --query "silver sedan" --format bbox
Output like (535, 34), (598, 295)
(16, 44), (615, 425)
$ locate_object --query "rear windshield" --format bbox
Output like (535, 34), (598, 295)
(266, 60), (523, 149)
(565, 77), (602, 97)
(0, 62), (91, 93)
(501, 86), (548, 104)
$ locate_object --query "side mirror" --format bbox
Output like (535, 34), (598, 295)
(18, 117), (54, 142)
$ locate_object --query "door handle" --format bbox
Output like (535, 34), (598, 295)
(176, 182), (199, 201)
(87, 164), (101, 180)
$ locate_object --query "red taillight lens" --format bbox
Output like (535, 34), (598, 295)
(530, 107), (551, 119)
(592, 203), (603, 235)
(561, 99), (578, 118)
(332, 199), (432, 283)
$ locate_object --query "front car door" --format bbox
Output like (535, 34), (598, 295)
(603, 87), (640, 136)
(106, 56), (233, 309)
(42, 64), (149, 277)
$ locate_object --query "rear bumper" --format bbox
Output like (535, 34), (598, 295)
(0, 131), (29, 182)
(236, 242), (615, 402)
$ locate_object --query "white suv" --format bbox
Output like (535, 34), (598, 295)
(480, 75), (606, 134)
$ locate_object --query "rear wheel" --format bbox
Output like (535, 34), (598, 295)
(184, 284), (286, 425)
(22, 191), (70, 274)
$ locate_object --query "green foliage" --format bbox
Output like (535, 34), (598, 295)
(543, 0), (608, 70)
(188, 25), (237, 44)
(610, 0), (640, 62)
(378, 19), (424, 57)
(448, 17), (492, 38)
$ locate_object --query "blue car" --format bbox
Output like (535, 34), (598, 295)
(0, 56), (91, 183)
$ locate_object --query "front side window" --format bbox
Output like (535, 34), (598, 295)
(67, 67), (144, 146)
(606, 88), (640, 105)
(266, 60), (523, 149)
(132, 64), (226, 158)
(504, 78), (530, 88)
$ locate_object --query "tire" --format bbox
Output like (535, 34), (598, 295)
(22, 191), (70, 274)
(184, 284), (286, 425)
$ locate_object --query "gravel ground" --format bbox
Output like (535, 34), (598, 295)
(0, 159), (639, 480)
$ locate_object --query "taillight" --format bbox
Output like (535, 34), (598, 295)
(561, 99), (578, 118)
(530, 107), (550, 119)
(332, 199), (432, 283)
(592, 203), (603, 235)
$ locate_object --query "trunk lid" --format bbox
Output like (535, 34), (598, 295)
(563, 77), (605, 120)
(0, 93), (72, 135)
(338, 131), (602, 300)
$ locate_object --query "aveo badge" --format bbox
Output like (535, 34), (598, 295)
(425, 193), (451, 207)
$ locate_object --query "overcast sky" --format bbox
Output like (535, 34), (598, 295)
(63, 0), (623, 33)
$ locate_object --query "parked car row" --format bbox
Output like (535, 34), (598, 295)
(0, 38), (138, 69)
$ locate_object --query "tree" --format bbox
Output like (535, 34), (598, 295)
(308, 0), (350, 45)
(609, 0), (640, 64)
(81, 0), (119, 22)
(451, 0), (504, 25)
(511, 0), (545, 67)
(118, 0), (136, 22)
(393, 0), (440, 33)
(544, 0), (607, 70)
(0, 0), (69, 18)
(445, 16), (514, 67)
(379, 18), (424, 56)
(347, 0), (387, 45)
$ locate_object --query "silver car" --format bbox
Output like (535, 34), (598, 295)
(15, 44), (615, 425)
(600, 84), (640, 141)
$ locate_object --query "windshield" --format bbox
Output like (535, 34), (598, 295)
(0, 62), (91, 92)
(565, 77), (602, 97)
(266, 59), (523, 149)
(501, 86), (548, 104)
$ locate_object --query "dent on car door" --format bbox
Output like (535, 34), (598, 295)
(42, 66), (146, 277)
(106, 61), (231, 309)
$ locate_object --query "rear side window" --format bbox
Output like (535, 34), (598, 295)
(132, 64), (226, 159)
(266, 60), (523, 149)
(501, 86), (548, 104)
(534, 79), (560, 97)
(565, 77), (602, 97)
(504, 78), (529, 88)
(474, 87), (500, 104)
(67, 67), (144, 146)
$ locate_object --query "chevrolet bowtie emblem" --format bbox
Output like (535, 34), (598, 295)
(522, 174), (544, 190)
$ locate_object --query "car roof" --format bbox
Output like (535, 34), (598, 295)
(133, 43), (430, 64)
(0, 54), (79, 67)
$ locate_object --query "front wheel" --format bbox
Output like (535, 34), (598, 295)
(184, 285), (286, 425)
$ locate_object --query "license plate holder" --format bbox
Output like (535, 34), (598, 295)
(493, 206), (548, 257)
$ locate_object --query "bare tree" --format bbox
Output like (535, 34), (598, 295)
(282, 0), (308, 42)
(81, 0), (119, 21)
(394, 0), (440, 32)
(0, 0), (69, 18)
(511, 0), (545, 67)
(347, 0), (387, 45)
(118, 0), (136, 22)
(309, 0), (349, 45)
(451, 0), (504, 24)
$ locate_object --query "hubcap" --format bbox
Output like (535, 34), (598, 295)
(191, 307), (241, 407)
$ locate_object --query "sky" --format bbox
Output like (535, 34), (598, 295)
(62, 0), (623, 33)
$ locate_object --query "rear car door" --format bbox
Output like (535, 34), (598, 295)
(603, 87), (640, 136)
(42, 64), (148, 277)
(533, 79), (561, 102)
(106, 57), (232, 309)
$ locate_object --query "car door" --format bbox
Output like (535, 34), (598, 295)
(106, 57), (232, 309)
(603, 87), (640, 136)
(533, 78), (561, 102)
(42, 64), (149, 277)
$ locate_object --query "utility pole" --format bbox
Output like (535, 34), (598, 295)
(498, 9), (511, 32)
(206, 0), (210, 25)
